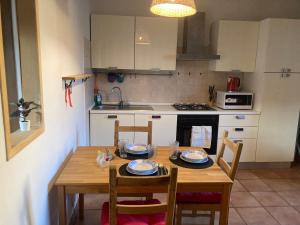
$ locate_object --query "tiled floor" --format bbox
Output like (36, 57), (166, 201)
(75, 166), (300, 225)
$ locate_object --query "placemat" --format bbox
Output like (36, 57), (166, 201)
(115, 149), (150, 160)
(169, 153), (214, 169)
(119, 163), (168, 176)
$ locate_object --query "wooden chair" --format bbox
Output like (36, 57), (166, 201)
(80, 120), (153, 220)
(114, 119), (154, 200)
(114, 120), (152, 147)
(101, 165), (178, 225)
(176, 131), (243, 225)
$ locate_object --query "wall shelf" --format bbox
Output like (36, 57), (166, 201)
(62, 74), (94, 107)
(62, 73), (94, 82)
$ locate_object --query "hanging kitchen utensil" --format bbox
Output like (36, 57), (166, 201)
(116, 73), (125, 83)
(65, 81), (73, 107)
(107, 72), (117, 83)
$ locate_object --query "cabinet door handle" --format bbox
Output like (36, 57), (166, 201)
(152, 115), (161, 119)
(234, 128), (244, 132)
(150, 68), (160, 72)
(235, 115), (245, 120)
(107, 66), (118, 70)
(107, 115), (117, 119)
(233, 140), (243, 144)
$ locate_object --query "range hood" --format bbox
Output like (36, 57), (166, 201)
(177, 12), (220, 61)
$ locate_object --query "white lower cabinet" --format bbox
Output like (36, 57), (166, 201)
(219, 114), (260, 127)
(90, 113), (177, 146)
(218, 114), (259, 162)
(217, 138), (257, 162)
(90, 113), (134, 146)
(135, 114), (177, 145)
(218, 127), (258, 139)
(90, 112), (260, 162)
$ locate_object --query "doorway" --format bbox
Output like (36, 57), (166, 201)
(293, 113), (300, 165)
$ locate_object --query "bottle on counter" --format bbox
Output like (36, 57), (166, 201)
(94, 89), (102, 107)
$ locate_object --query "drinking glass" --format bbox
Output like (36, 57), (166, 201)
(118, 139), (128, 158)
(147, 144), (157, 160)
(169, 141), (179, 160)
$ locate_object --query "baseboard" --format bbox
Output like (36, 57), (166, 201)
(238, 162), (291, 169)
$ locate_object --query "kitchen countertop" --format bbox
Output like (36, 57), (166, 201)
(89, 103), (260, 115)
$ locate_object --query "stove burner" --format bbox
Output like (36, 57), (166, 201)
(173, 103), (215, 111)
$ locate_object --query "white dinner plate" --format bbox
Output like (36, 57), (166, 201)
(125, 144), (148, 155)
(126, 165), (158, 175)
(127, 159), (158, 175)
(180, 150), (208, 164)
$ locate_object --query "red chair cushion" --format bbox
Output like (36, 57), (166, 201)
(101, 199), (166, 225)
(176, 192), (222, 204)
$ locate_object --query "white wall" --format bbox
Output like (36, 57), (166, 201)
(96, 61), (243, 103)
(0, 0), (92, 225)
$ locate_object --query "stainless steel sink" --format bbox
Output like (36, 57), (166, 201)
(93, 104), (153, 111)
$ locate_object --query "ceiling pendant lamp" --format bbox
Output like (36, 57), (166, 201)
(150, 0), (197, 18)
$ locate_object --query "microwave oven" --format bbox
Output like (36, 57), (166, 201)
(216, 91), (253, 110)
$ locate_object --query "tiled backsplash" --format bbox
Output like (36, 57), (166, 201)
(96, 61), (243, 104)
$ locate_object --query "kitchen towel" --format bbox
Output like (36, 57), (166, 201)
(190, 126), (212, 148)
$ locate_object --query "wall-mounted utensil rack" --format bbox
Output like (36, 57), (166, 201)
(62, 73), (94, 86)
(62, 74), (94, 107)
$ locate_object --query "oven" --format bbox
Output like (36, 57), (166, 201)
(176, 115), (219, 155)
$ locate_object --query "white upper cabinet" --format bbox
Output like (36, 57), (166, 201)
(135, 17), (178, 71)
(91, 15), (178, 71)
(258, 19), (300, 73)
(91, 15), (135, 69)
(209, 20), (259, 72)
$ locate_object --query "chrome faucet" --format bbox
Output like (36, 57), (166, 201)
(111, 86), (123, 108)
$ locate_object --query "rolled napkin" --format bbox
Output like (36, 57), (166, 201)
(96, 151), (111, 168)
(190, 126), (212, 148)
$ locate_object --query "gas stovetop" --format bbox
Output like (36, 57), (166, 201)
(173, 103), (215, 111)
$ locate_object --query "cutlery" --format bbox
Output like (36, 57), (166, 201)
(158, 163), (164, 175)
(163, 166), (167, 175)
(159, 164), (167, 175)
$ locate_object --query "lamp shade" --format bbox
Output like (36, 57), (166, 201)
(150, 0), (197, 17)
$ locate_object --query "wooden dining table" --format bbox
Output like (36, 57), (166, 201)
(55, 146), (233, 225)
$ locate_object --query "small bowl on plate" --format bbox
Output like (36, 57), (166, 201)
(125, 144), (148, 155)
(180, 149), (208, 164)
(126, 159), (158, 175)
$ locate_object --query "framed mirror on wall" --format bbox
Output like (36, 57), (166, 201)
(0, 0), (44, 160)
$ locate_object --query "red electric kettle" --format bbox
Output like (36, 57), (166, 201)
(227, 77), (240, 92)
